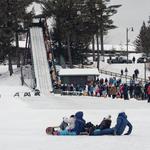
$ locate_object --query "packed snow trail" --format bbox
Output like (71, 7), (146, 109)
(30, 27), (53, 95)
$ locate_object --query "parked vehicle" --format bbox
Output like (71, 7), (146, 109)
(107, 57), (132, 64)
(137, 57), (150, 63)
(83, 59), (93, 65)
(126, 59), (132, 63)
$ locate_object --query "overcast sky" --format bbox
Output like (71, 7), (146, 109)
(108, 0), (150, 45)
(33, 0), (150, 45)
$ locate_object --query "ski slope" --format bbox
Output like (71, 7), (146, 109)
(30, 27), (53, 95)
(0, 74), (150, 150)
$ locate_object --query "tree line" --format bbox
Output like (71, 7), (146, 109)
(0, 0), (122, 75)
(39, 0), (121, 68)
(0, 0), (34, 75)
(0, 0), (149, 77)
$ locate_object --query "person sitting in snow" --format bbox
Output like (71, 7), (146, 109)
(89, 115), (112, 135)
(55, 111), (86, 135)
(98, 115), (112, 130)
(91, 112), (132, 136)
(59, 115), (76, 130)
(46, 114), (75, 135)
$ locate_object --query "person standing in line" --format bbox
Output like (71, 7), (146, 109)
(123, 83), (129, 100)
(147, 83), (150, 103)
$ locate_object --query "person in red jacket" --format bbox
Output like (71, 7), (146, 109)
(147, 83), (150, 103)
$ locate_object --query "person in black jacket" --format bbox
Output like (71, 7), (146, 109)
(132, 56), (136, 63)
(89, 115), (112, 135)
(98, 115), (112, 130)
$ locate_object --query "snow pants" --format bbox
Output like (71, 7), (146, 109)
(58, 129), (76, 136)
(148, 94), (150, 103)
(93, 128), (115, 136)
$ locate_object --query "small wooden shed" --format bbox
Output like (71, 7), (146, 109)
(59, 68), (99, 85)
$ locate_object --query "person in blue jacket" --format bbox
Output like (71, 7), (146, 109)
(92, 112), (132, 136)
(72, 111), (86, 135)
(58, 111), (86, 135)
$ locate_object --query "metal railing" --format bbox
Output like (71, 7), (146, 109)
(99, 69), (146, 83)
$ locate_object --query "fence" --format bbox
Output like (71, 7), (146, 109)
(22, 65), (36, 89)
(99, 69), (146, 83)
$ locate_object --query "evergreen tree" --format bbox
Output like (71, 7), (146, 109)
(40, 0), (94, 67)
(0, 1), (15, 75)
(7, 0), (34, 67)
(0, 0), (34, 75)
(135, 21), (150, 56)
(86, 0), (121, 69)
(39, 0), (121, 68)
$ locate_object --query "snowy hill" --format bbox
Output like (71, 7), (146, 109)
(0, 65), (150, 150)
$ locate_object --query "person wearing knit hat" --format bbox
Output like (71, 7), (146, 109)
(89, 115), (112, 135)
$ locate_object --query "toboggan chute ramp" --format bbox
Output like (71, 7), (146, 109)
(22, 17), (54, 96)
(29, 27), (53, 95)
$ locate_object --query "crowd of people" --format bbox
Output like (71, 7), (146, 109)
(58, 77), (150, 102)
(46, 111), (132, 136)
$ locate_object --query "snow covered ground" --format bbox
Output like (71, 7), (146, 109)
(0, 65), (150, 150)
(95, 53), (150, 81)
